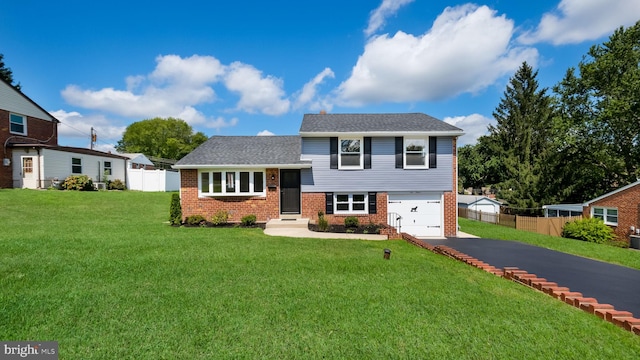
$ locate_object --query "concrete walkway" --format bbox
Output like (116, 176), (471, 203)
(425, 237), (640, 317)
(263, 219), (387, 240)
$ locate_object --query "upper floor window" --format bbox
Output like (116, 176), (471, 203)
(199, 170), (266, 197)
(404, 138), (428, 168)
(10, 113), (27, 135)
(592, 207), (618, 226)
(72, 158), (82, 174)
(339, 137), (362, 169)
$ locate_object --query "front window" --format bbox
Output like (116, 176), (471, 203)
(593, 207), (618, 226)
(335, 193), (367, 214)
(339, 138), (362, 169)
(199, 170), (266, 197)
(72, 158), (82, 174)
(404, 138), (427, 168)
(104, 161), (112, 175)
(10, 113), (26, 135)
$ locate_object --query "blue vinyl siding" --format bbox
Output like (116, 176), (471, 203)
(301, 137), (453, 193)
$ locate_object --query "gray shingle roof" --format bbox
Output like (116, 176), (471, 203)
(174, 136), (306, 167)
(299, 113), (463, 133)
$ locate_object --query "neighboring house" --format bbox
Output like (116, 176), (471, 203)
(542, 204), (583, 218)
(174, 113), (464, 237)
(458, 195), (501, 214)
(583, 180), (640, 242)
(11, 144), (127, 189)
(0, 78), (58, 188)
(120, 153), (155, 170)
(1, 78), (128, 189)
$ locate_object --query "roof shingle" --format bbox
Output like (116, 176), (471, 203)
(299, 113), (463, 133)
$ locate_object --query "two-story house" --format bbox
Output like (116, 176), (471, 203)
(174, 113), (464, 237)
(1, 78), (128, 189)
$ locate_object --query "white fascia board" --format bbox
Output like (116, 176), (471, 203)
(299, 131), (465, 137)
(173, 163), (312, 170)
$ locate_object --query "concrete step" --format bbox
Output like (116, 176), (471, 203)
(266, 218), (310, 229)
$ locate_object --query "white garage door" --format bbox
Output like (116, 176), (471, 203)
(388, 192), (443, 237)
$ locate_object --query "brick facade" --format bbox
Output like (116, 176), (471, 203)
(443, 137), (458, 237)
(0, 109), (58, 188)
(180, 168), (281, 223)
(301, 192), (389, 226)
(583, 183), (640, 244)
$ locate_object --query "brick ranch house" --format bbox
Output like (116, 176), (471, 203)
(174, 113), (464, 238)
(583, 180), (640, 244)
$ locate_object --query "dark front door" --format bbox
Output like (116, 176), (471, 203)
(280, 169), (301, 214)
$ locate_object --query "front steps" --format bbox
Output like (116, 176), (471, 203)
(265, 218), (309, 230)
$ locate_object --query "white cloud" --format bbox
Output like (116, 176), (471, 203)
(224, 62), (290, 115)
(51, 109), (126, 142)
(204, 116), (239, 129)
(337, 4), (538, 105)
(293, 68), (335, 110)
(518, 0), (640, 45)
(444, 113), (495, 146)
(257, 130), (275, 136)
(365, 0), (415, 37)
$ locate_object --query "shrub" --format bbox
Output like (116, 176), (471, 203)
(108, 179), (126, 190)
(318, 216), (329, 232)
(185, 215), (206, 226)
(241, 214), (257, 226)
(562, 218), (615, 244)
(169, 193), (182, 226)
(344, 216), (359, 228)
(61, 175), (94, 191)
(211, 210), (229, 226)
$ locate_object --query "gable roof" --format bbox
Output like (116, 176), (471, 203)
(583, 180), (640, 206)
(299, 113), (463, 136)
(173, 136), (310, 169)
(457, 195), (502, 206)
(0, 78), (59, 123)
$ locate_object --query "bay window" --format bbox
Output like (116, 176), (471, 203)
(199, 170), (265, 196)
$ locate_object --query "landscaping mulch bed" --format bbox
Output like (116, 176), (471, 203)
(180, 222), (266, 229)
(308, 223), (381, 234)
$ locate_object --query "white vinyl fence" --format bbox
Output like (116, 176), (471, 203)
(127, 169), (179, 192)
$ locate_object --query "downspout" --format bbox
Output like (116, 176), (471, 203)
(36, 147), (42, 189)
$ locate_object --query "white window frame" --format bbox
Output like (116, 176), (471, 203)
(338, 137), (363, 170)
(71, 158), (82, 174)
(404, 137), (428, 169)
(592, 206), (618, 226)
(10, 113), (27, 135)
(198, 169), (266, 197)
(334, 193), (368, 214)
(104, 161), (112, 175)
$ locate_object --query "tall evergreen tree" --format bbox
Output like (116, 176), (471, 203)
(482, 62), (554, 214)
(0, 53), (21, 91)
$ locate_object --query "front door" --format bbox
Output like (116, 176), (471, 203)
(21, 156), (36, 188)
(280, 169), (301, 214)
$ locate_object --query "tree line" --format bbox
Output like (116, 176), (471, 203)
(459, 21), (640, 215)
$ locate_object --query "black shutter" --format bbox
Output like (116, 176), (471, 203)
(395, 137), (403, 169)
(364, 137), (372, 169)
(325, 192), (334, 214)
(330, 137), (338, 169)
(429, 136), (437, 168)
(368, 192), (377, 214)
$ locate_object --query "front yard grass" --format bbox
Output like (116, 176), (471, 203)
(459, 217), (640, 270)
(1, 189), (639, 358)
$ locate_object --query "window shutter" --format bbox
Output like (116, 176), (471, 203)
(368, 192), (377, 214)
(429, 137), (437, 168)
(395, 137), (403, 169)
(325, 192), (334, 214)
(364, 137), (372, 169)
(330, 137), (338, 169)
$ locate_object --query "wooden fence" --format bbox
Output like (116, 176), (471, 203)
(458, 208), (582, 237)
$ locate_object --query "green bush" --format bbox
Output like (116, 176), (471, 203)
(318, 216), (329, 232)
(61, 175), (95, 191)
(562, 218), (615, 244)
(344, 216), (359, 228)
(169, 193), (182, 226)
(211, 210), (229, 226)
(185, 215), (206, 226)
(108, 179), (126, 190)
(241, 214), (257, 226)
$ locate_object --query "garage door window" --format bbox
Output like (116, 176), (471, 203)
(335, 193), (367, 214)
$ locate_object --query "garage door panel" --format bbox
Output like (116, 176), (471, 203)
(387, 193), (442, 237)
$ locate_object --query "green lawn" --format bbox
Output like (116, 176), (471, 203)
(459, 218), (640, 270)
(1, 189), (639, 359)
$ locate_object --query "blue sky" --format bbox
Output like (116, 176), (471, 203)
(2, 0), (639, 151)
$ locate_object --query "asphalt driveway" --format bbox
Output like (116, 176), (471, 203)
(425, 237), (640, 317)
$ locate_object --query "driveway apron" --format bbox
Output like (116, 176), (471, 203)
(426, 237), (640, 317)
